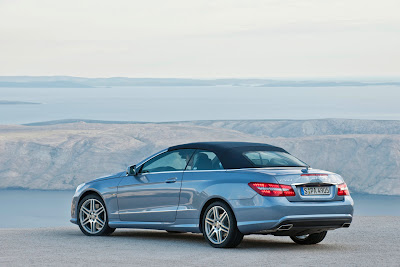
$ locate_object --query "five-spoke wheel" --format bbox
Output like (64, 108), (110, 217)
(78, 194), (115, 236)
(202, 201), (243, 248)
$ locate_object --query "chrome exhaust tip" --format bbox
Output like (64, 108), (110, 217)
(342, 223), (351, 228)
(277, 224), (293, 231)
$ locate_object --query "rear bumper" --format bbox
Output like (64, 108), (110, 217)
(231, 195), (354, 234)
(254, 215), (352, 236)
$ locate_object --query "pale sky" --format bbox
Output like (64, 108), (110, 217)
(0, 0), (399, 78)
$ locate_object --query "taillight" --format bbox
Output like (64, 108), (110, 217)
(337, 183), (350, 196)
(248, 182), (296, 197)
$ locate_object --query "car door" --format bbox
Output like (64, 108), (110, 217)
(177, 150), (225, 219)
(117, 149), (195, 222)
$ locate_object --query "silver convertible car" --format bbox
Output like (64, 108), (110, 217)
(70, 142), (354, 248)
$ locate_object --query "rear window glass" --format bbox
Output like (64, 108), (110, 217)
(243, 151), (307, 167)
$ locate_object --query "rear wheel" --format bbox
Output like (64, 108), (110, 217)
(202, 201), (243, 248)
(290, 231), (327, 245)
(77, 194), (115, 236)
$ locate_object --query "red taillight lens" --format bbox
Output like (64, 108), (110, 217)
(248, 182), (296, 197)
(337, 183), (350, 196)
(280, 184), (296, 196)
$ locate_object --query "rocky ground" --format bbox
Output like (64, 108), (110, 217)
(0, 119), (399, 195)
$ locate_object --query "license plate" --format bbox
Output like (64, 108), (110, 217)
(301, 186), (330, 196)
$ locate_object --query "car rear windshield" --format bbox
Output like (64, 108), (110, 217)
(243, 151), (307, 167)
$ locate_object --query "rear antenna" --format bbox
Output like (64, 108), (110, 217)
(301, 165), (309, 173)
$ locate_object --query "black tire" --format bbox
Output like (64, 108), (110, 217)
(290, 231), (327, 245)
(202, 201), (243, 248)
(77, 194), (115, 236)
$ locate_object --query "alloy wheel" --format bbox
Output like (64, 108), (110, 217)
(204, 206), (230, 244)
(79, 198), (106, 234)
(295, 234), (309, 240)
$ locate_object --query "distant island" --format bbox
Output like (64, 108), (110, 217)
(0, 76), (399, 88)
(0, 100), (41, 105)
(0, 81), (92, 88)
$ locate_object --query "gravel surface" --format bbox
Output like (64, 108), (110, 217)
(0, 216), (399, 266)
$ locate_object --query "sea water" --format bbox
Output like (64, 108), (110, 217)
(1, 85), (400, 124)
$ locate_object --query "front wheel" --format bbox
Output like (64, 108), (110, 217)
(77, 194), (115, 236)
(290, 231), (327, 245)
(202, 201), (243, 248)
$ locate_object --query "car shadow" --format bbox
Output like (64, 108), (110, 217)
(67, 229), (343, 251)
(108, 229), (206, 245)
(238, 237), (340, 251)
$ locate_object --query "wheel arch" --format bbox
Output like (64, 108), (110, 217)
(198, 197), (237, 233)
(76, 189), (107, 216)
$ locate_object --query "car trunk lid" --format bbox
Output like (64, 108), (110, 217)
(253, 168), (345, 202)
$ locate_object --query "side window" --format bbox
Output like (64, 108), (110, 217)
(186, 150), (224, 171)
(140, 149), (195, 174)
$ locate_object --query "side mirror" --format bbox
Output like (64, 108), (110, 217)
(126, 165), (137, 176)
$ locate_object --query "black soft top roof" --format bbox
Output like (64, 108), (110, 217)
(168, 142), (287, 169)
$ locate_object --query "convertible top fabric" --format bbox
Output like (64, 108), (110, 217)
(168, 142), (287, 169)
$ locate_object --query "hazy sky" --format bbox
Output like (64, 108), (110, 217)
(0, 0), (399, 78)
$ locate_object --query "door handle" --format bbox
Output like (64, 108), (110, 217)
(165, 177), (178, 183)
